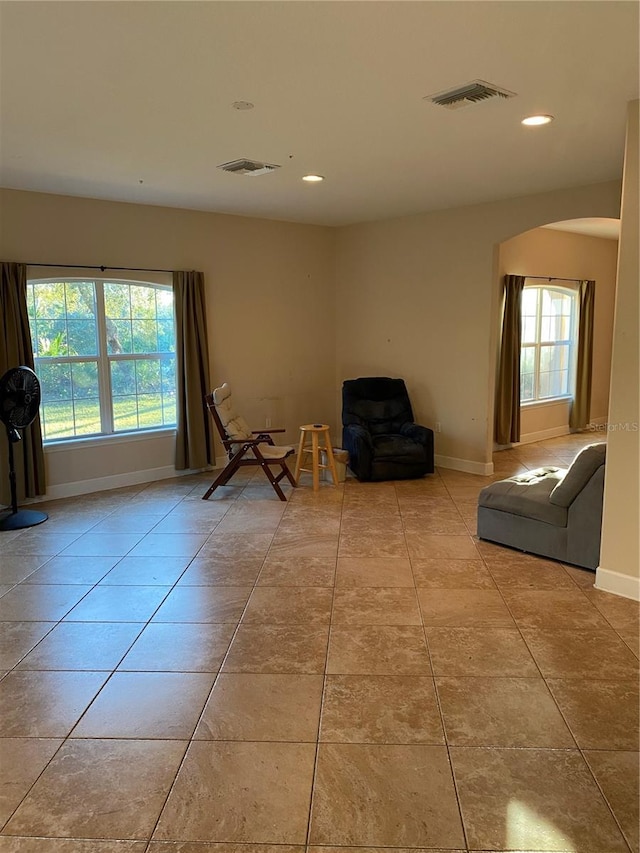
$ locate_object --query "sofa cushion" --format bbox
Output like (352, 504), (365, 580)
(549, 443), (606, 507)
(478, 467), (568, 526)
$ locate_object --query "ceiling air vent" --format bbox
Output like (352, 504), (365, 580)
(217, 158), (280, 176)
(424, 79), (517, 110)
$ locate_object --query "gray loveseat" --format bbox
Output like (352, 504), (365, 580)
(477, 442), (606, 570)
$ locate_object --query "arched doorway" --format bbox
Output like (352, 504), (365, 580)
(492, 217), (620, 449)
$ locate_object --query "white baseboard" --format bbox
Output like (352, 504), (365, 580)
(435, 455), (494, 476)
(37, 465), (195, 501)
(518, 425), (570, 445)
(595, 566), (640, 601)
(495, 417), (609, 451)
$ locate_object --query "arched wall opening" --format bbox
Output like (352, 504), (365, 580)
(489, 218), (620, 452)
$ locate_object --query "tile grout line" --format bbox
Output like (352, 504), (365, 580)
(303, 478), (343, 848)
(407, 476), (472, 853)
(141, 474), (282, 846)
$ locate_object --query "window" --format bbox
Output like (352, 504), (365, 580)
(520, 282), (578, 403)
(27, 277), (176, 441)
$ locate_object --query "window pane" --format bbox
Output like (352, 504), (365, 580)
(161, 356), (176, 395)
(134, 359), (169, 427)
(163, 396), (177, 425)
(42, 401), (75, 440)
(541, 312), (571, 342)
(540, 346), (552, 372)
(71, 361), (99, 399)
(161, 357), (177, 425)
(111, 361), (136, 397)
(540, 288), (573, 342)
(71, 398), (102, 436)
(558, 314), (572, 340)
(32, 320), (69, 357)
(34, 282), (65, 319)
(111, 358), (176, 431)
(521, 346), (535, 374)
(26, 284), (36, 320)
(522, 316), (537, 343)
(541, 344), (570, 374)
(112, 397), (140, 432)
(37, 359), (101, 439)
(522, 287), (539, 343)
(111, 358), (138, 431)
(130, 285), (155, 318)
(104, 282), (131, 319)
(557, 370), (569, 395)
(65, 282), (96, 318)
(135, 359), (161, 394)
(520, 372), (535, 401)
(29, 282), (98, 359)
(66, 319), (98, 356)
(132, 319), (158, 353)
(137, 394), (163, 428)
(542, 289), (570, 316)
(539, 370), (569, 399)
(39, 361), (72, 403)
(157, 320), (175, 353)
(538, 371), (551, 399)
(156, 289), (174, 319)
(108, 319), (132, 354)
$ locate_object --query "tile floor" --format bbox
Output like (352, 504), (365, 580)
(0, 433), (638, 853)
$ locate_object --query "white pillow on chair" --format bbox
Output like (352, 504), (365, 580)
(212, 383), (252, 440)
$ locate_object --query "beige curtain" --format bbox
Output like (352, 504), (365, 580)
(569, 279), (596, 431)
(0, 262), (47, 503)
(495, 274), (525, 444)
(173, 270), (214, 470)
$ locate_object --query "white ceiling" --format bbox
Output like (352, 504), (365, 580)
(0, 1), (638, 227)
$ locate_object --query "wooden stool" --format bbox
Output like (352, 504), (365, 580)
(294, 424), (340, 490)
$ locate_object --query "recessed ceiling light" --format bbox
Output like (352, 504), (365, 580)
(302, 174), (324, 182)
(522, 114), (554, 126)
(232, 101), (254, 111)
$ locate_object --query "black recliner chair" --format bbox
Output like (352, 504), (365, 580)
(342, 377), (434, 482)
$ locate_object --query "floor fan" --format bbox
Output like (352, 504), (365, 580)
(0, 365), (48, 531)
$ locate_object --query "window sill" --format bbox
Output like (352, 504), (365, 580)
(44, 427), (176, 453)
(521, 396), (573, 410)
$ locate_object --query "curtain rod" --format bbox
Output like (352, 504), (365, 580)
(523, 275), (582, 283)
(21, 262), (176, 274)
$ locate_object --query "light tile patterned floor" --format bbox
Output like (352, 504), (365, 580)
(0, 433), (638, 852)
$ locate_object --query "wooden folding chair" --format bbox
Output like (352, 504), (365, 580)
(203, 383), (297, 501)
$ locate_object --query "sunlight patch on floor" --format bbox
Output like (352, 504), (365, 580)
(507, 798), (576, 851)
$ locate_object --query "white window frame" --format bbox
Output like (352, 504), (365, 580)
(27, 268), (176, 444)
(520, 279), (579, 406)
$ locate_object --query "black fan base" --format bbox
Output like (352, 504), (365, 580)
(0, 508), (48, 531)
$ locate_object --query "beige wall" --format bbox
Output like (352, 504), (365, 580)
(0, 189), (336, 494)
(597, 101), (640, 598)
(498, 227), (619, 441)
(0, 178), (624, 495)
(335, 180), (621, 469)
